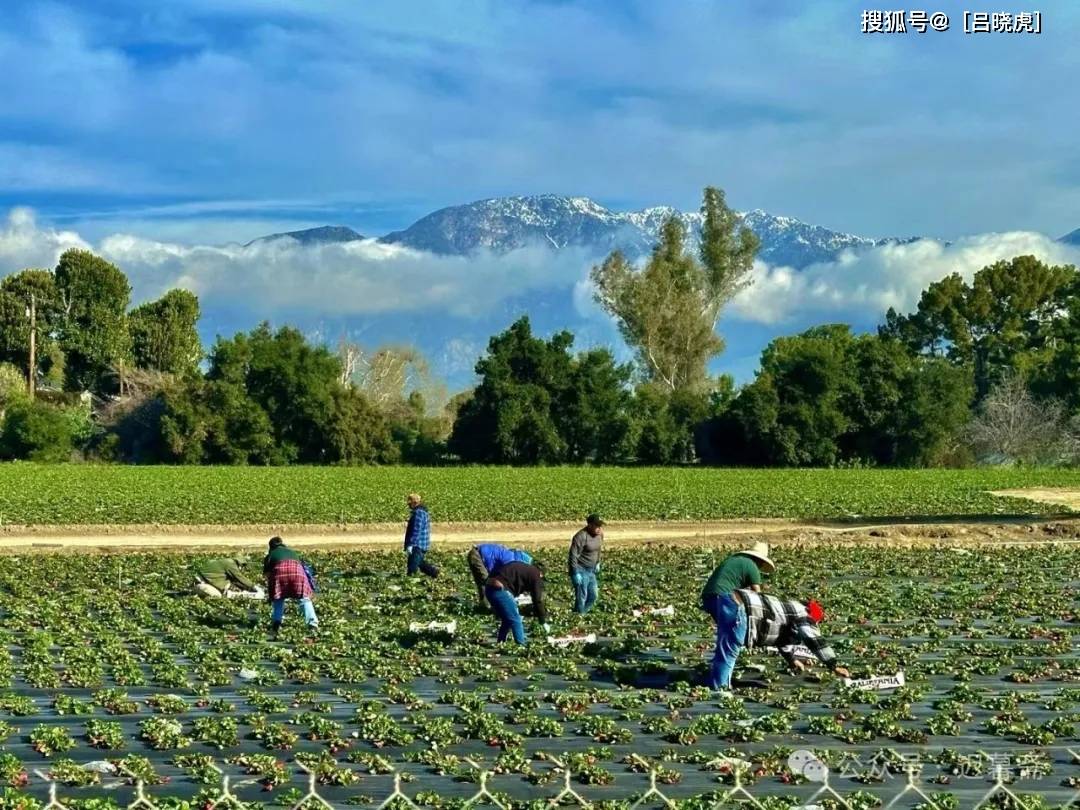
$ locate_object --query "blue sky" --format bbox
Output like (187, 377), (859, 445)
(2, 0), (1078, 243)
(1, 1), (1079, 385)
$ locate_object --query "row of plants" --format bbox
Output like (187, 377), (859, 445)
(2, 465), (1080, 524)
(0, 544), (1071, 805)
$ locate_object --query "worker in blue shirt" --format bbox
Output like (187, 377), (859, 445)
(404, 493), (439, 578)
(466, 542), (533, 607)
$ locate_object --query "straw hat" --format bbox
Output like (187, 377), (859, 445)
(738, 541), (775, 573)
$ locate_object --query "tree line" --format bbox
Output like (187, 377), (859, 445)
(0, 189), (1077, 467)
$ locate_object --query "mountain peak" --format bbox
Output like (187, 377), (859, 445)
(380, 194), (893, 268)
(247, 225), (363, 247)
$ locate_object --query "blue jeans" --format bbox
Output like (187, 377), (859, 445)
(702, 593), (746, 689)
(271, 597), (318, 627)
(486, 586), (526, 644)
(572, 568), (598, 614)
(407, 547), (439, 577)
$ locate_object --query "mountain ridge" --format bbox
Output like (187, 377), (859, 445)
(246, 224), (363, 247)
(252, 194), (905, 269)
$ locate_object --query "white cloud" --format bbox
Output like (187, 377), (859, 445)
(3, 207), (1079, 350)
(0, 208), (88, 270)
(0, 208), (596, 319)
(730, 232), (1080, 325)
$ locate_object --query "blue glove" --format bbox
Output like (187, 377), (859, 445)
(572, 571), (584, 586)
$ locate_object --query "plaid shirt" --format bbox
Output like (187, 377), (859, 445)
(736, 589), (838, 669)
(404, 506), (431, 551)
(266, 558), (314, 601)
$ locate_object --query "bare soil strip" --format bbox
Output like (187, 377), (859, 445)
(5, 517), (1080, 553)
(991, 487), (1080, 510)
(0, 486), (1074, 552)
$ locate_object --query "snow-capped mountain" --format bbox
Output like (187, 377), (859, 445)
(253, 195), (907, 269)
(378, 195), (904, 269)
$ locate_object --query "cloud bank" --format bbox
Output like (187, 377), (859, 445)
(1, 208), (1078, 341)
(730, 232), (1080, 326)
(0, 208), (597, 320)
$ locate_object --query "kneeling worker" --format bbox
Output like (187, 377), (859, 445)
(733, 589), (850, 680)
(466, 542), (533, 608)
(485, 560), (550, 645)
(194, 556), (263, 599)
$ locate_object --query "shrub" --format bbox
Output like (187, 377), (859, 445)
(0, 400), (78, 461)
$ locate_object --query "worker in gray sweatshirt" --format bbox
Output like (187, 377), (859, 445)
(568, 514), (604, 614)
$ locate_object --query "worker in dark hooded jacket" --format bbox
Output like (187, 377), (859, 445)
(466, 542), (533, 608)
(484, 561), (551, 645)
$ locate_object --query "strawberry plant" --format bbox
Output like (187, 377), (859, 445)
(85, 719), (125, 749)
(30, 725), (76, 756)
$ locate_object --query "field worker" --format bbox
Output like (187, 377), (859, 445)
(263, 537), (318, 636)
(485, 561), (551, 645)
(466, 542), (533, 608)
(700, 542), (774, 692)
(568, 514), (604, 614)
(404, 493), (439, 578)
(735, 591), (851, 679)
(193, 556), (264, 600)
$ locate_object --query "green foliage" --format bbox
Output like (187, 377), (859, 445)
(0, 270), (63, 386)
(54, 249), (132, 393)
(881, 256), (1076, 400)
(129, 289), (202, 376)
(449, 317), (635, 464)
(709, 327), (973, 467)
(153, 323), (395, 465)
(0, 365), (26, 410)
(0, 400), (80, 461)
(591, 186), (757, 391)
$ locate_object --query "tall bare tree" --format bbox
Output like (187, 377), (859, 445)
(338, 341), (443, 414)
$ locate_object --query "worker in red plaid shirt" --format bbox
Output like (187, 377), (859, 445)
(263, 536), (318, 637)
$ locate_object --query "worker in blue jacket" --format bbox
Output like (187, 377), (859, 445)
(466, 542), (533, 608)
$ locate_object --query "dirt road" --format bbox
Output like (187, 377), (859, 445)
(0, 486), (1074, 553)
(6, 517), (1080, 553)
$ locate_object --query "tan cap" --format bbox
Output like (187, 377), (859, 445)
(738, 541), (775, 574)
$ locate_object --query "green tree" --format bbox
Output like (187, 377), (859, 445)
(0, 269), (63, 385)
(449, 318), (636, 464)
(54, 249), (132, 393)
(630, 384), (712, 464)
(895, 357), (974, 466)
(153, 323), (398, 466)
(711, 327), (974, 467)
(129, 289), (202, 376)
(157, 378), (279, 465)
(591, 186), (758, 392)
(326, 387), (399, 464)
(558, 348), (634, 463)
(881, 256), (1075, 399)
(449, 318), (572, 464)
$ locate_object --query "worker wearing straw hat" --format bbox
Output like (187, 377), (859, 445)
(700, 541), (775, 692)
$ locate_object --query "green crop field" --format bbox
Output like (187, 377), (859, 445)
(1, 464), (1080, 525)
(0, 543), (1076, 807)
